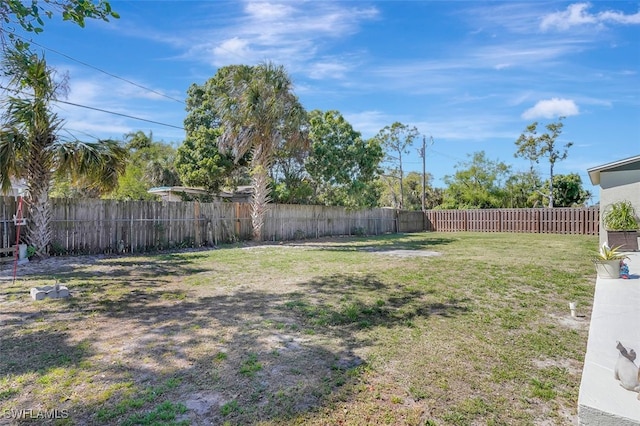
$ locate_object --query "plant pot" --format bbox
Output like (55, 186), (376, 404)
(606, 230), (639, 251)
(594, 260), (621, 279)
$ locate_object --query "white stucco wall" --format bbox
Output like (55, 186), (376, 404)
(598, 170), (640, 247)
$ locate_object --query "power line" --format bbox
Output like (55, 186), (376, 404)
(56, 99), (185, 130)
(0, 84), (185, 131)
(12, 33), (186, 104)
(63, 128), (103, 141)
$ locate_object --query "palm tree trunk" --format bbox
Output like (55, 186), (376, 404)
(26, 146), (53, 258)
(250, 164), (270, 241)
(26, 185), (52, 258)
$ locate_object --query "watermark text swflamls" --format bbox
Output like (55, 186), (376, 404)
(2, 408), (69, 420)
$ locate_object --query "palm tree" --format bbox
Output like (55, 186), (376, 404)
(0, 49), (126, 257)
(214, 63), (308, 241)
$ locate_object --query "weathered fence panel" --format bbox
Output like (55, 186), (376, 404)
(397, 209), (424, 233)
(0, 196), (599, 257)
(259, 205), (398, 241)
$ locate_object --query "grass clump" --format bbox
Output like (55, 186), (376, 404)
(239, 353), (262, 377)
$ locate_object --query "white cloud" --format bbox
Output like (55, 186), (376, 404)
(212, 37), (255, 64)
(460, 3), (547, 35)
(344, 110), (394, 138)
(541, 3), (640, 32)
(521, 98), (580, 120)
(307, 61), (350, 80)
(191, 1), (379, 73)
(599, 9), (640, 25)
(245, 2), (294, 20)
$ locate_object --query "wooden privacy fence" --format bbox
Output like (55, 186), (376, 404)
(0, 198), (404, 255)
(0, 196), (599, 256)
(48, 199), (241, 255)
(425, 207), (599, 235)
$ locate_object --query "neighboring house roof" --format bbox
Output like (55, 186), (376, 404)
(587, 155), (640, 186)
(147, 185), (253, 202)
(218, 185), (253, 201)
(147, 186), (208, 201)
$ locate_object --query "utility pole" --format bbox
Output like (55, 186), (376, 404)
(417, 136), (434, 212)
(418, 137), (426, 212)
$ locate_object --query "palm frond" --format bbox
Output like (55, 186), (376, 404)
(0, 127), (24, 193)
(52, 139), (128, 192)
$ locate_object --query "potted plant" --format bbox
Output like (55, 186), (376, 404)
(593, 242), (628, 279)
(602, 200), (639, 251)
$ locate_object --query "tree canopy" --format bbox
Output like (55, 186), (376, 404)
(515, 117), (572, 208)
(306, 110), (383, 208)
(379, 171), (442, 211)
(176, 79), (246, 194)
(109, 131), (181, 200)
(1, 0), (118, 49)
(441, 151), (511, 209)
(531, 173), (591, 208)
(374, 122), (420, 209)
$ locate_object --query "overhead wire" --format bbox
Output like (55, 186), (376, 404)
(55, 99), (185, 130)
(11, 33), (186, 105)
(0, 84), (185, 131)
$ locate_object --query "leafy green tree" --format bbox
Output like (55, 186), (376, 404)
(374, 122), (419, 209)
(213, 63), (308, 240)
(503, 170), (544, 208)
(306, 110), (383, 208)
(109, 131), (181, 200)
(272, 179), (313, 205)
(530, 173), (591, 208)
(0, 49), (126, 257)
(404, 171), (441, 210)
(175, 79), (245, 194)
(1, 0), (118, 49)
(441, 151), (511, 209)
(125, 131), (180, 187)
(425, 186), (444, 210)
(379, 171), (442, 210)
(270, 145), (313, 204)
(515, 117), (572, 208)
(109, 164), (150, 200)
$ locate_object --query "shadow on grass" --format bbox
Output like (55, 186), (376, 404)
(287, 273), (469, 330)
(76, 273), (469, 423)
(0, 250), (214, 283)
(284, 235), (456, 253)
(0, 329), (91, 377)
(0, 260), (470, 424)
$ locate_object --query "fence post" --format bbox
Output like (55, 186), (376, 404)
(234, 203), (241, 237)
(195, 201), (201, 247)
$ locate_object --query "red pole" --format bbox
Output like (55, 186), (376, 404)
(12, 196), (24, 285)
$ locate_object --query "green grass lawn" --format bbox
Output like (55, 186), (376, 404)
(0, 232), (597, 425)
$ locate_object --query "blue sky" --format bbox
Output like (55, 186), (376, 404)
(4, 1), (640, 202)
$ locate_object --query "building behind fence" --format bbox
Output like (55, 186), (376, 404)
(0, 196), (598, 256)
